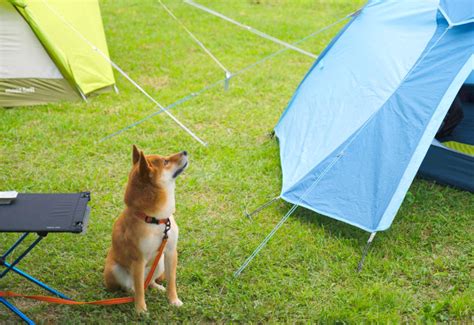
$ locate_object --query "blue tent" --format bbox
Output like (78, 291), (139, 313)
(274, 0), (473, 234)
(234, 0), (473, 277)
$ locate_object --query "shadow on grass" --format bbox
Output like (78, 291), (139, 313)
(266, 177), (472, 266)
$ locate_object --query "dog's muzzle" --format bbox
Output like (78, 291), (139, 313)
(172, 161), (188, 178)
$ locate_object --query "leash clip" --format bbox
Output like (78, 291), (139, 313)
(163, 218), (171, 239)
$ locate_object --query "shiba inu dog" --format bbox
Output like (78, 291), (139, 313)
(104, 145), (188, 313)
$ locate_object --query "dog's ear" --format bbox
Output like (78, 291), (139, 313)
(132, 145), (140, 165)
(138, 150), (150, 176)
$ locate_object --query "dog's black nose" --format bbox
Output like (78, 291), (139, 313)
(182, 150), (188, 156)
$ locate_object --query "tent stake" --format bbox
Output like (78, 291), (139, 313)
(159, 0), (231, 84)
(224, 72), (232, 91)
(357, 232), (377, 272)
(244, 196), (280, 220)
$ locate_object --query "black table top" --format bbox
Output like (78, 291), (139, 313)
(0, 192), (90, 233)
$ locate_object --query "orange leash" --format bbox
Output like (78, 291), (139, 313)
(0, 291), (135, 305)
(0, 217), (170, 306)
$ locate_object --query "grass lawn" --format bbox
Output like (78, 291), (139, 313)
(1, 0), (473, 323)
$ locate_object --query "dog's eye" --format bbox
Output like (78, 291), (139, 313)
(163, 160), (169, 166)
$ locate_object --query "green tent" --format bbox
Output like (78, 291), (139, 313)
(0, 0), (115, 107)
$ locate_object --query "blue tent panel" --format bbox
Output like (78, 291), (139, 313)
(275, 0), (474, 233)
(275, 0), (439, 194)
(439, 0), (474, 26)
(467, 71), (474, 85)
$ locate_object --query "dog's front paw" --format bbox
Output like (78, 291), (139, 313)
(170, 298), (183, 307)
(150, 282), (166, 292)
(135, 302), (148, 314)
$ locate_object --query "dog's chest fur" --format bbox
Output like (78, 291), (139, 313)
(139, 186), (178, 263)
(139, 222), (176, 262)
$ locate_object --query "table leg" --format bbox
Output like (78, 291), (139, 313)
(1, 232), (70, 324)
(2, 233), (29, 260)
(0, 297), (35, 325)
(0, 235), (43, 278)
(2, 260), (69, 299)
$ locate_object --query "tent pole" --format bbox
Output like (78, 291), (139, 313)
(244, 196), (280, 220)
(357, 232), (377, 272)
(234, 204), (298, 277)
(77, 87), (87, 103)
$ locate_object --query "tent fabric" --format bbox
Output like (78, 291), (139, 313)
(443, 141), (474, 155)
(419, 140), (474, 192)
(0, 1), (78, 106)
(0, 0), (115, 107)
(438, 0), (474, 26)
(11, 0), (115, 95)
(419, 100), (474, 191)
(441, 101), (474, 145)
(275, 0), (474, 233)
(276, 0), (440, 194)
(0, 79), (78, 106)
(467, 71), (474, 85)
(0, 1), (62, 79)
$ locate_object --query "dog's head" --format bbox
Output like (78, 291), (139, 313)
(124, 145), (188, 210)
(130, 145), (188, 186)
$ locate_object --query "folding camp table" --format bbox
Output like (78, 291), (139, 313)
(0, 192), (90, 324)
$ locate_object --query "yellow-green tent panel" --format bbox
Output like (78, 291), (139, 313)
(1, 0), (115, 107)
